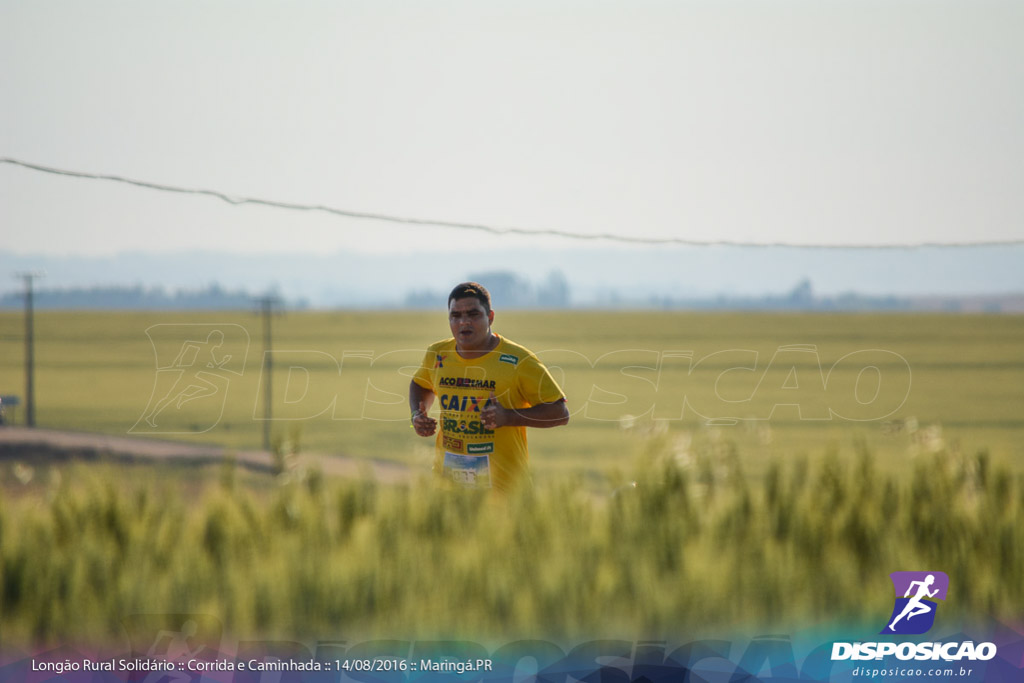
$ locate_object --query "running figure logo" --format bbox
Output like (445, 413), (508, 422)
(131, 324), (249, 434)
(881, 571), (949, 635)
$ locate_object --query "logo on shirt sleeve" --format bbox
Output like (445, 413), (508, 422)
(499, 353), (519, 366)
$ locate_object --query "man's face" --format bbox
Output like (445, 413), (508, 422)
(449, 297), (493, 350)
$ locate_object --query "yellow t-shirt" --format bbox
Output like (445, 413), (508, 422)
(412, 335), (566, 493)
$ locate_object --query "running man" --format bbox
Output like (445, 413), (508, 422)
(888, 574), (939, 631)
(410, 282), (569, 493)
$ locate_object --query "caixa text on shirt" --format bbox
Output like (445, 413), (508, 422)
(439, 394), (491, 412)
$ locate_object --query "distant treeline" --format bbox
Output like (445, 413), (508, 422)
(0, 284), (305, 310)
(642, 279), (1024, 313)
(2, 277), (1021, 312)
(405, 270), (571, 310)
(407, 275), (1024, 313)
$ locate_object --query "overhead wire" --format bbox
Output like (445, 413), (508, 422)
(3, 156), (1023, 249)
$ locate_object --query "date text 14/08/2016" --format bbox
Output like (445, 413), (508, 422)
(339, 658), (494, 674)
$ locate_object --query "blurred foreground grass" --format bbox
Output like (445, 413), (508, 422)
(2, 438), (1020, 648)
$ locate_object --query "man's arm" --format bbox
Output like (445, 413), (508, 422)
(409, 380), (437, 437)
(480, 394), (569, 430)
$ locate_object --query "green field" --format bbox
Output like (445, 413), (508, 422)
(1, 310), (1022, 480)
(1, 310), (1023, 646)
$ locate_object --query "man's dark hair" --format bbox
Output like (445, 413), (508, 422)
(448, 282), (492, 314)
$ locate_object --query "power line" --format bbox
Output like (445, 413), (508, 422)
(3, 156), (1023, 249)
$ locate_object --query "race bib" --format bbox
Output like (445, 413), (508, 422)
(443, 452), (492, 489)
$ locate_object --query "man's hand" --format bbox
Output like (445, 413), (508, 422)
(412, 400), (437, 437)
(480, 391), (510, 430)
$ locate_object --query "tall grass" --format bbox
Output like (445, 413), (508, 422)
(1, 440), (1021, 647)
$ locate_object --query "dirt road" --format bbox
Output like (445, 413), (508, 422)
(0, 426), (413, 483)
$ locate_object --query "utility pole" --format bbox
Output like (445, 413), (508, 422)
(15, 271), (44, 427)
(256, 295), (279, 451)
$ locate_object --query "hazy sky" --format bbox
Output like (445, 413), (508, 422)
(3, 0), (1023, 258)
